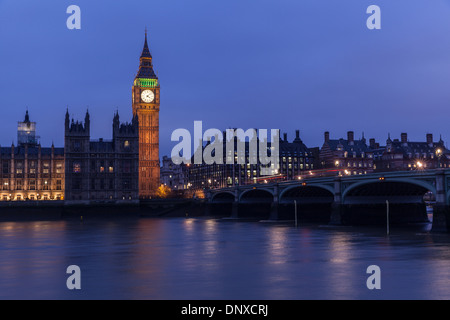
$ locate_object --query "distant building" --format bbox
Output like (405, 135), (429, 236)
(186, 130), (316, 191)
(160, 155), (188, 191)
(319, 131), (374, 175)
(373, 133), (450, 172)
(0, 111), (65, 201)
(17, 110), (39, 146)
(279, 130), (316, 180)
(64, 110), (139, 203)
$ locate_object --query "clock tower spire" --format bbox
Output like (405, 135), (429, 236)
(132, 31), (160, 198)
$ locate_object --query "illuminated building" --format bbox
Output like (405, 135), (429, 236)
(186, 130), (316, 191)
(160, 155), (188, 191)
(320, 131), (374, 175)
(0, 111), (64, 201)
(132, 31), (160, 198)
(373, 133), (450, 171)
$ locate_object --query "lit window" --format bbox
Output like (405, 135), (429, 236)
(43, 162), (50, 174)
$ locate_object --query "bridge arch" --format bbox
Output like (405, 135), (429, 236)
(279, 184), (334, 201)
(211, 191), (235, 203)
(341, 178), (433, 225)
(239, 188), (274, 202)
(342, 178), (436, 201)
(278, 184), (334, 222)
(238, 188), (274, 219)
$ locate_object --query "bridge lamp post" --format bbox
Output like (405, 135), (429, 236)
(436, 149), (442, 168)
(416, 161), (423, 169)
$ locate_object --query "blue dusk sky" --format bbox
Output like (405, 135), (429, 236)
(1, 0), (450, 158)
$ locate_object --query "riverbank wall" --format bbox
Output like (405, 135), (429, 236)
(0, 199), (208, 222)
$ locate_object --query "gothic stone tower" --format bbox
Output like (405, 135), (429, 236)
(64, 109), (90, 201)
(132, 31), (160, 198)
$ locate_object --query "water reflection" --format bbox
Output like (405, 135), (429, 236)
(328, 232), (353, 264)
(267, 227), (288, 265)
(1, 218), (450, 299)
(0, 221), (68, 299)
(203, 219), (219, 258)
(324, 232), (361, 299)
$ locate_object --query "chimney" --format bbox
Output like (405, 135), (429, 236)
(426, 133), (433, 146)
(324, 131), (330, 143)
(283, 133), (288, 142)
(369, 138), (376, 149)
(375, 143), (380, 149)
(347, 131), (354, 145)
(401, 133), (407, 145)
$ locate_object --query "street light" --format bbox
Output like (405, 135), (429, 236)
(436, 148), (443, 168)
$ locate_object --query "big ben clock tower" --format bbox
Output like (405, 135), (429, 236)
(132, 31), (160, 198)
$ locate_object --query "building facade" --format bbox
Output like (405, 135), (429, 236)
(373, 133), (450, 172)
(279, 130), (316, 180)
(132, 31), (160, 198)
(160, 155), (188, 191)
(186, 130), (316, 191)
(0, 111), (65, 201)
(319, 131), (374, 175)
(64, 110), (139, 203)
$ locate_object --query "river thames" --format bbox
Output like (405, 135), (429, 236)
(0, 216), (450, 300)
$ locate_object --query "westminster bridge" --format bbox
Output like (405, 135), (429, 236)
(205, 169), (450, 232)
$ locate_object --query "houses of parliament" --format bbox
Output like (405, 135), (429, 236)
(0, 33), (160, 203)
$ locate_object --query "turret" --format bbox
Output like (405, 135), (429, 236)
(84, 109), (90, 134)
(65, 108), (70, 130)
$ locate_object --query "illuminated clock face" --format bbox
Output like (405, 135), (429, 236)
(141, 90), (154, 103)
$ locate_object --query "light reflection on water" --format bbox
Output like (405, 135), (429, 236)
(0, 217), (450, 299)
